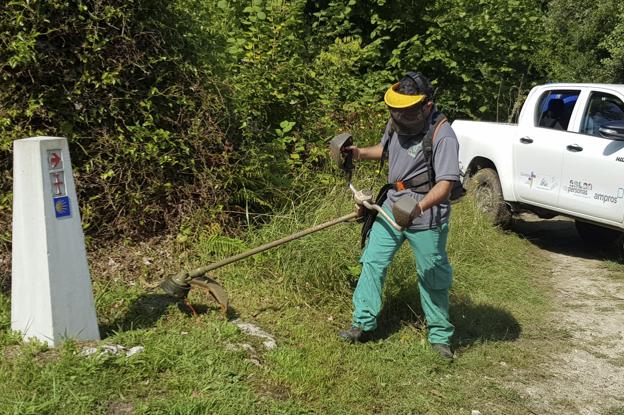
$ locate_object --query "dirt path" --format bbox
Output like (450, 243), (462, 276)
(512, 214), (624, 415)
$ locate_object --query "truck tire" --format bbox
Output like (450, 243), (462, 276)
(574, 220), (621, 246)
(467, 168), (512, 228)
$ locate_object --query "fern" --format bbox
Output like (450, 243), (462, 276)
(232, 187), (274, 210)
(198, 234), (247, 258)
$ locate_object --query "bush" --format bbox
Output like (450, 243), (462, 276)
(537, 0), (624, 83)
(2, 0), (576, 291)
(0, 0), (236, 237)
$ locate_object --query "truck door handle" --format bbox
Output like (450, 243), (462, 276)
(566, 144), (583, 152)
(519, 137), (533, 144)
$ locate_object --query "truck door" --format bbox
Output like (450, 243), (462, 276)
(514, 89), (581, 208)
(559, 90), (624, 224)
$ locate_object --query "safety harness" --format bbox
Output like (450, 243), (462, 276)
(360, 113), (464, 247)
(382, 113), (448, 194)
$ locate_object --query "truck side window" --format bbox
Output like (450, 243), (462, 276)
(580, 92), (624, 137)
(535, 90), (580, 131)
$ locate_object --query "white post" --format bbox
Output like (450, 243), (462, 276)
(11, 136), (100, 346)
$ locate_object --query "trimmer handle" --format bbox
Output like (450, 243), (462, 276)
(343, 150), (354, 182)
(349, 184), (403, 231)
(329, 132), (355, 181)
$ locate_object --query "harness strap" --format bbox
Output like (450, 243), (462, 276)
(423, 115), (447, 164)
(363, 114), (450, 244)
(379, 123), (392, 174)
(394, 172), (432, 192)
(389, 115), (448, 193)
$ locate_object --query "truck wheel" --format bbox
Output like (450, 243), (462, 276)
(467, 168), (512, 228)
(574, 220), (621, 246)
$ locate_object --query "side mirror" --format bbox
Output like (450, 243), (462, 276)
(599, 121), (624, 141)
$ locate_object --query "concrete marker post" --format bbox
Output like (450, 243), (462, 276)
(11, 136), (100, 346)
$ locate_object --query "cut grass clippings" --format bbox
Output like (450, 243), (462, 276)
(0, 181), (552, 414)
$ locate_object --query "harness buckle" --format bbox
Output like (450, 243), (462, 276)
(395, 181), (406, 191)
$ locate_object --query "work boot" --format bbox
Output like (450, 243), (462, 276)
(339, 326), (367, 343)
(431, 343), (454, 359)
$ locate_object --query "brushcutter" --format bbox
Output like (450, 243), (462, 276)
(159, 133), (403, 314)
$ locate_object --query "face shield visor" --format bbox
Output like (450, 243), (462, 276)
(384, 82), (429, 135)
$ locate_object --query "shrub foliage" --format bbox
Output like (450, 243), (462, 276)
(2, 0), (623, 252)
(537, 0), (624, 83)
(0, 0), (236, 238)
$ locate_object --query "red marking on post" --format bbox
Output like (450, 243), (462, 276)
(52, 173), (64, 196)
(50, 152), (61, 169)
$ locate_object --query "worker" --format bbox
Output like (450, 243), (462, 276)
(339, 72), (460, 359)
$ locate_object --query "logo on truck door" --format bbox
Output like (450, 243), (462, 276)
(536, 176), (558, 191)
(565, 180), (593, 198)
(594, 188), (624, 204)
(520, 171), (537, 188)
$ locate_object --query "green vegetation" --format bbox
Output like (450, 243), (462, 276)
(3, 0), (622, 251)
(0, 0), (234, 239)
(1, 0), (622, 256)
(0, 189), (552, 414)
(538, 0), (624, 83)
(1, 1), (623, 411)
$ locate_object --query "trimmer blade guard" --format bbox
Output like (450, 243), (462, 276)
(190, 274), (229, 315)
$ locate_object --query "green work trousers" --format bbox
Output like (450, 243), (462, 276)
(353, 209), (454, 345)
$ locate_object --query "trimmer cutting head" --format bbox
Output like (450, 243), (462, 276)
(160, 273), (229, 315)
(160, 276), (191, 299)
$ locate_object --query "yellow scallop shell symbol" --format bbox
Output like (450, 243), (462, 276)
(55, 199), (67, 213)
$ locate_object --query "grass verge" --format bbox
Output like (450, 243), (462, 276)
(0, 180), (551, 414)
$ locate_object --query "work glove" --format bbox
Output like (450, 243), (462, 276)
(392, 196), (422, 228)
(343, 145), (361, 161)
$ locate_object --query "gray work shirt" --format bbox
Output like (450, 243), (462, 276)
(380, 114), (460, 230)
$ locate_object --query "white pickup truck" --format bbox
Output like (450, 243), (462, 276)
(453, 83), (624, 245)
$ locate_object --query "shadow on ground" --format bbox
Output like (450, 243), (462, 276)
(371, 285), (521, 348)
(348, 214), (621, 348)
(99, 292), (236, 338)
(511, 214), (621, 261)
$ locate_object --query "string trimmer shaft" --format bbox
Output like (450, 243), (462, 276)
(160, 212), (359, 303)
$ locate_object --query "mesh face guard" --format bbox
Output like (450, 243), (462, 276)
(385, 71), (435, 135)
(390, 104), (428, 135)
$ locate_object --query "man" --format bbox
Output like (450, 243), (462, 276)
(339, 72), (460, 359)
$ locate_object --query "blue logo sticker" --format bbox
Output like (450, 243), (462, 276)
(53, 196), (71, 218)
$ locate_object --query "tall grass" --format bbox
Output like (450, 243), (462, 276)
(196, 175), (546, 321)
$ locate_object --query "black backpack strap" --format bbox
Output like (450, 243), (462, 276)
(423, 114), (448, 228)
(423, 114), (448, 165)
(379, 137), (390, 173)
(361, 183), (393, 248)
(422, 114), (448, 185)
(379, 122), (394, 174)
